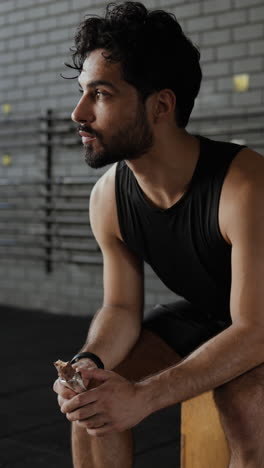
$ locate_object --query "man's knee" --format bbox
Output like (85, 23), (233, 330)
(214, 379), (264, 442)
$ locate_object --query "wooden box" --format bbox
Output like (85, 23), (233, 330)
(181, 391), (230, 468)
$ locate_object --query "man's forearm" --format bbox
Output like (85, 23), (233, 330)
(140, 323), (264, 414)
(79, 305), (142, 369)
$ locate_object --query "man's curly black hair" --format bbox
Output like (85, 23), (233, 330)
(67, 1), (202, 128)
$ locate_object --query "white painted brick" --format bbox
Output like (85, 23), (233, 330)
(38, 97), (61, 111)
(6, 63), (25, 75)
(15, 100), (38, 113)
(250, 72), (264, 89)
(232, 89), (262, 106)
(17, 21), (36, 35)
(0, 39), (7, 52)
(196, 92), (230, 108)
(188, 32), (200, 45)
(202, 29), (231, 46)
(200, 47), (215, 63)
(147, 0), (186, 5)
(216, 10), (247, 27)
(37, 17), (57, 31)
(15, 0), (39, 7)
(37, 71), (60, 84)
(217, 76), (234, 92)
(199, 80), (215, 97)
(28, 5), (48, 20)
(203, 0), (231, 14)
(37, 44), (57, 58)
(48, 1), (70, 15)
(203, 61), (230, 77)
(48, 82), (74, 96)
(56, 12), (80, 27)
(56, 41), (73, 55)
(8, 37), (26, 50)
(0, 51), (16, 65)
(7, 10), (25, 23)
(249, 39), (264, 56)
(0, 78), (15, 90)
(49, 28), (72, 42)
(71, 0), (106, 10)
(186, 15), (215, 32)
(234, 0), (264, 8)
(16, 47), (36, 62)
(27, 60), (47, 73)
(234, 24), (263, 42)
(0, 25), (15, 40)
(250, 5), (264, 22)
(172, 2), (201, 20)
(26, 86), (46, 98)
(233, 57), (263, 74)
(0, 0), (15, 13)
(47, 56), (65, 69)
(17, 74), (36, 87)
(217, 43), (248, 60)
(28, 32), (48, 47)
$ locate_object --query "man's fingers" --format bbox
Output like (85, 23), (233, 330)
(64, 402), (98, 420)
(76, 414), (108, 429)
(62, 388), (98, 413)
(86, 423), (114, 437)
(53, 378), (76, 399)
(75, 367), (113, 382)
(72, 359), (98, 371)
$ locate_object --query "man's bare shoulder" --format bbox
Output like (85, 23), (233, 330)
(228, 147), (264, 185)
(90, 163), (117, 205)
(221, 147), (264, 244)
(89, 163), (122, 241)
(224, 147), (264, 203)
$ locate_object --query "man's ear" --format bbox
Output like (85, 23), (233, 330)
(152, 89), (176, 123)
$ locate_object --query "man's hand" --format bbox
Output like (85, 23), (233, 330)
(53, 378), (77, 410)
(60, 368), (151, 436)
(53, 358), (98, 409)
(71, 358), (98, 389)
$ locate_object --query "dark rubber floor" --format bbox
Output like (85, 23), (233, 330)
(2, 304), (180, 468)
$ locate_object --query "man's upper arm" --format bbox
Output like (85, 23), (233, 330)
(226, 150), (264, 327)
(89, 168), (144, 316)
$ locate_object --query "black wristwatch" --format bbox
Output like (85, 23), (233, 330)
(70, 351), (104, 369)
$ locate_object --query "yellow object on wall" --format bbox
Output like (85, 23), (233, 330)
(2, 103), (12, 114)
(2, 155), (12, 166)
(233, 74), (250, 92)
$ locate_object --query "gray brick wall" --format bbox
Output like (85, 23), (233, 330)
(0, 0), (263, 317)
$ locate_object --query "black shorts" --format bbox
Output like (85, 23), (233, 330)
(143, 298), (231, 358)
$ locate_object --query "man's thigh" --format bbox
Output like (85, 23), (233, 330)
(115, 298), (231, 380)
(114, 328), (182, 381)
(144, 298), (231, 357)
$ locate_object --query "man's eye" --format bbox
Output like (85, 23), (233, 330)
(78, 88), (83, 94)
(94, 90), (108, 98)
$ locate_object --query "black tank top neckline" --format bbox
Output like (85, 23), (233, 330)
(124, 134), (203, 214)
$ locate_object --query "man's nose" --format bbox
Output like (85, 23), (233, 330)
(71, 96), (95, 124)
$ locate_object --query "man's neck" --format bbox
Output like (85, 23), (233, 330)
(125, 129), (200, 210)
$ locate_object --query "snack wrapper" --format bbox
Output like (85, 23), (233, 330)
(54, 359), (86, 393)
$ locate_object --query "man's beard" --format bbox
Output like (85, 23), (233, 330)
(81, 102), (154, 169)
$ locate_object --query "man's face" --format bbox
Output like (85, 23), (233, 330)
(71, 49), (154, 168)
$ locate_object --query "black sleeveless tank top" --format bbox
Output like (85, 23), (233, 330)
(115, 135), (246, 322)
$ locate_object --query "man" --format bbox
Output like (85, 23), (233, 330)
(53, 2), (264, 467)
